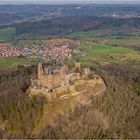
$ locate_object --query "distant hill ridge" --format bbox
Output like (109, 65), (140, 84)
(15, 16), (140, 37)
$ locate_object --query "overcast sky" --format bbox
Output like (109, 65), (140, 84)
(0, 0), (140, 4)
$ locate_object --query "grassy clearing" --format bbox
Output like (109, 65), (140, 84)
(107, 38), (140, 46)
(0, 57), (36, 69)
(76, 44), (140, 67)
(0, 27), (16, 41)
(66, 29), (117, 39)
(67, 29), (140, 38)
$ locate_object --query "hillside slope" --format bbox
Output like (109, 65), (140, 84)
(0, 64), (139, 139)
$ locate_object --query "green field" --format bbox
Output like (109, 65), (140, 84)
(76, 44), (140, 68)
(0, 57), (36, 69)
(67, 29), (140, 67)
(107, 38), (140, 46)
(0, 27), (16, 41)
(67, 29), (140, 46)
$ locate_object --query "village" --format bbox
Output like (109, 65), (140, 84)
(0, 43), (71, 59)
(0, 39), (81, 58)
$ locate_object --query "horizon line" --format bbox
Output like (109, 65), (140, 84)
(0, 1), (140, 5)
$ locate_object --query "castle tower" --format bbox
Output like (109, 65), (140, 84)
(38, 63), (43, 80)
(83, 67), (90, 78)
(59, 66), (65, 83)
(75, 61), (80, 72)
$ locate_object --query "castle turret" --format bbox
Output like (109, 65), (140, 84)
(83, 67), (90, 79)
(38, 63), (43, 80)
(75, 61), (80, 72)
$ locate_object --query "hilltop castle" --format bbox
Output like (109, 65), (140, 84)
(30, 60), (84, 92)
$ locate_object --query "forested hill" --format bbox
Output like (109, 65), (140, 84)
(15, 16), (140, 37)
